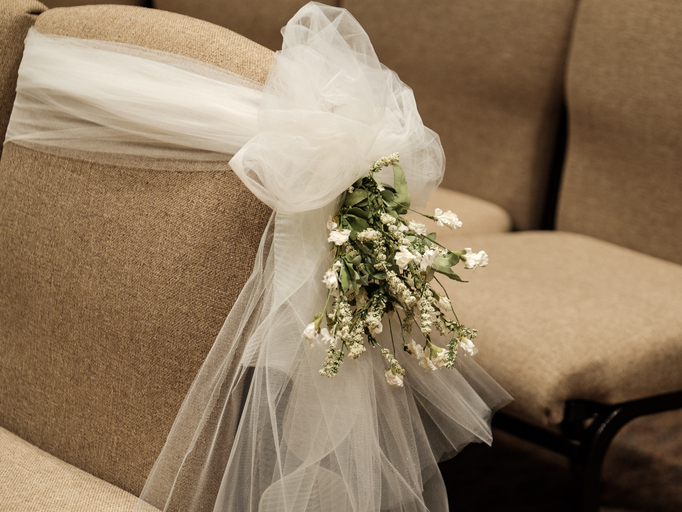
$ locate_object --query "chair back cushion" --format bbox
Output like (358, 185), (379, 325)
(557, 0), (682, 264)
(347, 0), (578, 230)
(0, 0), (46, 158)
(0, 5), (272, 495)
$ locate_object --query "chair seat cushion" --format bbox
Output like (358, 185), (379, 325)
(407, 187), (512, 238)
(436, 231), (682, 427)
(0, 427), (158, 511)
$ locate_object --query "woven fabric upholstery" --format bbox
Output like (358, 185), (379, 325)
(0, 0), (46, 158)
(406, 187), (512, 240)
(557, 0), (682, 265)
(41, 0), (145, 7)
(346, 0), (577, 230)
(152, 0), (335, 51)
(0, 427), (158, 512)
(0, 5), (273, 496)
(437, 231), (682, 428)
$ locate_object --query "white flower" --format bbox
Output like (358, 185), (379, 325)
(419, 247), (438, 271)
(303, 323), (318, 345)
(385, 369), (404, 387)
(398, 223), (409, 233)
(429, 345), (448, 369)
(348, 343), (367, 359)
(408, 220), (427, 235)
(328, 229), (351, 246)
(320, 328), (335, 345)
(459, 337), (478, 356)
(322, 269), (338, 290)
(438, 296), (451, 312)
(395, 246), (415, 271)
(419, 353), (438, 371)
(434, 208), (462, 230)
(463, 248), (489, 269)
(326, 217), (337, 231)
(406, 339), (425, 360)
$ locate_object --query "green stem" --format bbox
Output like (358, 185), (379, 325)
(433, 275), (460, 323)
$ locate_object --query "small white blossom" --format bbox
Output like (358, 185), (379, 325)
(320, 328), (335, 346)
(434, 208), (462, 230)
(438, 296), (451, 312)
(419, 353), (438, 371)
(406, 339), (425, 360)
(303, 323), (318, 345)
(348, 343), (367, 359)
(419, 247), (438, 271)
(326, 217), (337, 231)
(459, 337), (478, 356)
(323, 269), (338, 290)
(395, 246), (415, 271)
(398, 223), (409, 233)
(357, 228), (382, 242)
(385, 368), (404, 387)
(408, 220), (427, 235)
(328, 229), (351, 246)
(429, 345), (448, 369)
(380, 213), (396, 225)
(463, 248), (489, 269)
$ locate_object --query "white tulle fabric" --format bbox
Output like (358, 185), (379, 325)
(6, 4), (511, 511)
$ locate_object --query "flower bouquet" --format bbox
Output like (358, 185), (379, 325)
(305, 154), (488, 386)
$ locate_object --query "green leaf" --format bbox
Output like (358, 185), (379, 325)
(344, 189), (368, 207)
(432, 257), (468, 282)
(346, 215), (369, 232)
(444, 251), (460, 266)
(392, 164), (411, 214)
(339, 264), (350, 292)
(347, 207), (369, 219)
(381, 189), (395, 203)
(313, 312), (323, 331)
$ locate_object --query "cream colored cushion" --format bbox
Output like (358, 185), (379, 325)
(0, 427), (158, 512)
(437, 231), (682, 428)
(558, 0), (682, 264)
(407, 187), (512, 239)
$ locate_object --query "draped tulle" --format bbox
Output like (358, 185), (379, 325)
(6, 3), (511, 511)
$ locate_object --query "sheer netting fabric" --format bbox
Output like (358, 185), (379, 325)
(6, 3), (511, 511)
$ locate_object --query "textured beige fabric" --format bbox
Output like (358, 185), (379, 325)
(0, 143), (271, 495)
(558, 0), (682, 265)
(42, 0), (144, 7)
(347, 0), (577, 230)
(406, 188), (512, 239)
(0, 0), (46, 157)
(0, 427), (158, 512)
(1, 6), (274, 496)
(152, 0), (335, 51)
(436, 231), (682, 428)
(35, 5), (273, 83)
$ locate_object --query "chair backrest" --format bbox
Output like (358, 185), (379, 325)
(152, 0), (333, 52)
(346, 0), (578, 230)
(0, 0), (46, 158)
(0, 5), (272, 495)
(557, 0), (682, 265)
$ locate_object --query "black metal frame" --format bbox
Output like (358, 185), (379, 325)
(492, 389), (682, 511)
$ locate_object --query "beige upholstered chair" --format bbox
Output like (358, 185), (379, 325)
(0, 3), (273, 509)
(437, 1), (682, 510)
(0, 1), (515, 509)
